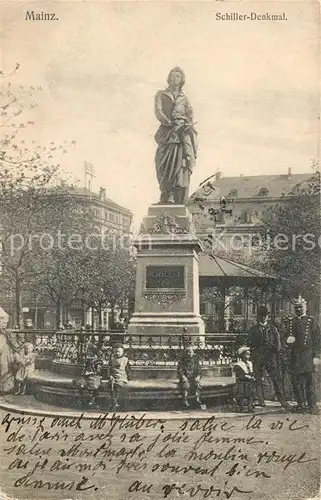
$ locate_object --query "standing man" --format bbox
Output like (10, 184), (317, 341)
(248, 305), (291, 411)
(286, 297), (320, 413)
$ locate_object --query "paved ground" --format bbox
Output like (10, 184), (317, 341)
(0, 395), (319, 500)
(0, 394), (286, 419)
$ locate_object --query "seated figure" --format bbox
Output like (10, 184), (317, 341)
(13, 342), (36, 395)
(108, 344), (131, 410)
(177, 342), (205, 409)
(73, 357), (103, 409)
(233, 346), (256, 413)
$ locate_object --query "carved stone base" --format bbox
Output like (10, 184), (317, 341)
(128, 312), (205, 337)
(128, 204), (205, 338)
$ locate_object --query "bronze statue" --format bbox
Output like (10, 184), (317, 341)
(155, 67), (197, 204)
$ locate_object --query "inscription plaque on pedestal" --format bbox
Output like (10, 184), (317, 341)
(129, 204), (205, 336)
(146, 265), (185, 289)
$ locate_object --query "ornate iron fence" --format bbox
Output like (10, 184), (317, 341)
(7, 329), (248, 367)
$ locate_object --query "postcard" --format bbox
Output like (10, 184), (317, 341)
(0, 1), (320, 499)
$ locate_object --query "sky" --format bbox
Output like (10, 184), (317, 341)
(1, 1), (319, 226)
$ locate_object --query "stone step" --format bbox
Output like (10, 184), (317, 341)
(28, 370), (236, 409)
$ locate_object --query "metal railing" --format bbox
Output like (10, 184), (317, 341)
(7, 329), (248, 367)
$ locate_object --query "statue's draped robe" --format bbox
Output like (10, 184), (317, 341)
(154, 88), (197, 203)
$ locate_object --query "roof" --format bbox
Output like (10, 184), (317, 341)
(65, 186), (133, 215)
(190, 172), (314, 201)
(199, 253), (278, 280)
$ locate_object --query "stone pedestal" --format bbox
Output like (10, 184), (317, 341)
(128, 204), (205, 337)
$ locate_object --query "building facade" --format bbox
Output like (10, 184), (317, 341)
(10, 185), (133, 330)
(187, 168), (315, 331)
(188, 168), (313, 257)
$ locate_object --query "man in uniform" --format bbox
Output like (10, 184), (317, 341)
(286, 296), (320, 413)
(248, 305), (291, 411)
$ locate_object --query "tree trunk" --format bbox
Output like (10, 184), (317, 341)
(244, 287), (249, 330)
(98, 305), (102, 329)
(34, 296), (38, 329)
(218, 286), (226, 332)
(110, 305), (116, 330)
(81, 290), (85, 327)
(91, 307), (95, 331)
(64, 306), (70, 326)
(128, 297), (135, 320)
(56, 299), (63, 329)
(271, 286), (276, 323)
(15, 275), (22, 329)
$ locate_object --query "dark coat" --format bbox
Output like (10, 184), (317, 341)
(287, 315), (320, 373)
(247, 322), (282, 378)
(248, 322), (281, 355)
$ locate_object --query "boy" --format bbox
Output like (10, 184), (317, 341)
(13, 342), (36, 395)
(233, 346), (256, 413)
(177, 342), (205, 409)
(73, 357), (103, 409)
(108, 344), (131, 410)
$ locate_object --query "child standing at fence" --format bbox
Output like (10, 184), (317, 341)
(108, 344), (131, 410)
(13, 342), (36, 395)
(233, 346), (256, 412)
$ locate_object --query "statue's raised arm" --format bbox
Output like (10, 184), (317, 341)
(154, 67), (197, 205)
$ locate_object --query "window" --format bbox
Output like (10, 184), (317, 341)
(275, 298), (282, 315)
(109, 212), (115, 222)
(258, 187), (269, 197)
(233, 301), (242, 315)
(94, 208), (101, 218)
(228, 188), (239, 198)
(251, 234), (261, 247)
(241, 211), (252, 224)
(204, 302), (219, 315)
(291, 184), (301, 195)
(104, 210), (108, 220)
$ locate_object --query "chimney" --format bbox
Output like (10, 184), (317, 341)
(215, 170), (222, 181)
(288, 167), (292, 178)
(99, 187), (106, 200)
